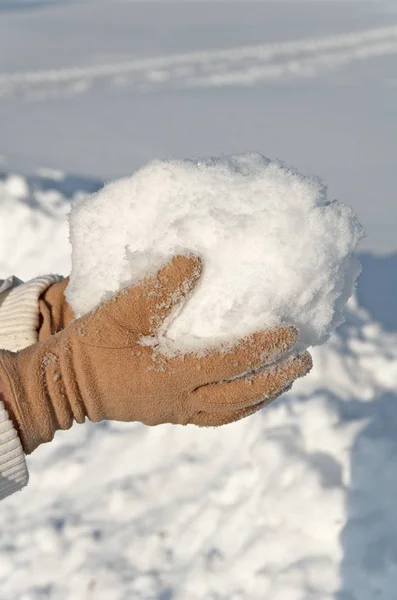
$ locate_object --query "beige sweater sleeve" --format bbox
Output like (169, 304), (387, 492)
(0, 275), (63, 501)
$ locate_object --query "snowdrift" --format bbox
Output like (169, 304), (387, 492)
(0, 171), (396, 600)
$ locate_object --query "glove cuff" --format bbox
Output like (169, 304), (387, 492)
(0, 343), (63, 455)
(38, 277), (73, 341)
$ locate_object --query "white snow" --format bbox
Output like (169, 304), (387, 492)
(0, 1), (397, 599)
(67, 154), (363, 350)
(0, 170), (100, 280)
(1, 170), (397, 600)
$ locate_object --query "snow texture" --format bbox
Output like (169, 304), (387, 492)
(67, 153), (364, 350)
(0, 1), (396, 598)
(1, 168), (397, 600)
(0, 170), (100, 280)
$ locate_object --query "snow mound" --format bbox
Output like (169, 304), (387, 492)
(67, 153), (364, 349)
(1, 166), (396, 600)
(0, 170), (101, 281)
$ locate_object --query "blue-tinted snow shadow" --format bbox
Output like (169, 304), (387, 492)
(336, 389), (397, 600)
(337, 252), (397, 599)
(0, 170), (102, 214)
(356, 252), (397, 333)
(28, 173), (102, 199)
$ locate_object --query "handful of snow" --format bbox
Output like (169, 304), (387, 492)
(67, 153), (364, 351)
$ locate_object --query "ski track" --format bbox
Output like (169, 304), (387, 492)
(1, 25), (397, 100)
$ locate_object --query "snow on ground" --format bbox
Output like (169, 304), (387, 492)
(0, 169), (396, 600)
(0, 1), (396, 599)
(0, 169), (99, 279)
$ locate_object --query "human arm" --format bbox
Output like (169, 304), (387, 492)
(0, 257), (312, 498)
(0, 274), (63, 499)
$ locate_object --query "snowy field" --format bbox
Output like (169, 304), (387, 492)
(0, 1), (397, 599)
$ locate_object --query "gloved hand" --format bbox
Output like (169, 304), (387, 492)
(0, 255), (312, 454)
(38, 277), (74, 341)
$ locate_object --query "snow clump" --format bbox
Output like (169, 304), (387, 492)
(67, 153), (364, 350)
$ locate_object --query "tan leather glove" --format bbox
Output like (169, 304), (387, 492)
(0, 255), (312, 454)
(38, 277), (74, 341)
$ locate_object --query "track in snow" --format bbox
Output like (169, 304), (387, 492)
(0, 25), (397, 100)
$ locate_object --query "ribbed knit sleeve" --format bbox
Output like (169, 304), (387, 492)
(0, 275), (63, 352)
(0, 402), (29, 500)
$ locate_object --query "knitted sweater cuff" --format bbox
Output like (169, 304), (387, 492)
(0, 401), (29, 500)
(0, 275), (63, 352)
(0, 274), (63, 499)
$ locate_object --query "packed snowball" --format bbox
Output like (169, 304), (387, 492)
(67, 153), (364, 351)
